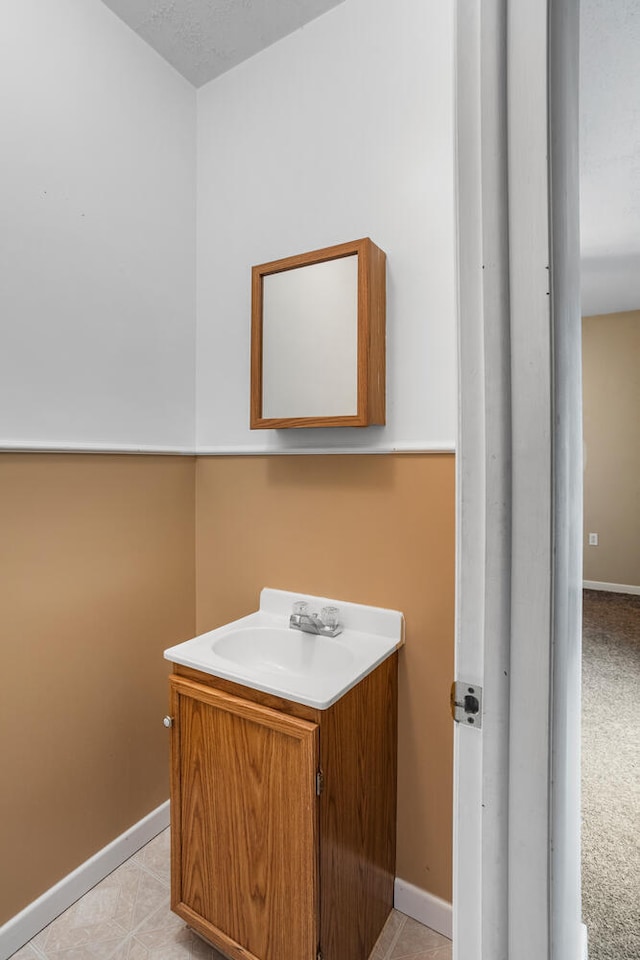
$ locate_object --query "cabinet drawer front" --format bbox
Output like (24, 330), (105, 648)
(170, 677), (319, 960)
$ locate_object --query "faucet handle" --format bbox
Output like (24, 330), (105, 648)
(321, 606), (340, 629)
(292, 600), (310, 617)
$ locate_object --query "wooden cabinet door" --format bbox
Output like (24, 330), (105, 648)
(169, 677), (319, 960)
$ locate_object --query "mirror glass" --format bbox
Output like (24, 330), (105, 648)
(261, 255), (359, 419)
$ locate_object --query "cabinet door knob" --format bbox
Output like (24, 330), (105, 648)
(163, 716), (174, 728)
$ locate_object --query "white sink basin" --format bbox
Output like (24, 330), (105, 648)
(210, 626), (354, 677)
(164, 588), (404, 710)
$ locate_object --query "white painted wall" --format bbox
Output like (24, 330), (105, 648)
(580, 0), (640, 316)
(0, 0), (196, 450)
(196, 0), (457, 452)
(0, 0), (456, 453)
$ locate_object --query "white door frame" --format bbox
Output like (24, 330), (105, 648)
(453, 2), (583, 958)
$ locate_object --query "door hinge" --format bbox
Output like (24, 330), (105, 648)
(450, 681), (483, 728)
(316, 769), (324, 796)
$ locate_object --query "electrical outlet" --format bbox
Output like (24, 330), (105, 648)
(588, 533), (598, 546)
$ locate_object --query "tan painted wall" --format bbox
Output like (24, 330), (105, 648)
(1, 451), (454, 923)
(583, 311), (640, 587)
(0, 454), (196, 923)
(195, 454), (455, 902)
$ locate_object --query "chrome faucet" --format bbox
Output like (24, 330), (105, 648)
(289, 601), (342, 638)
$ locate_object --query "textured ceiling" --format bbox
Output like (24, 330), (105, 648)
(580, 0), (640, 259)
(100, 0), (345, 87)
(580, 0), (640, 312)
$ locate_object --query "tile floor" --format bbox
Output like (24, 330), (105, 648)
(11, 829), (452, 960)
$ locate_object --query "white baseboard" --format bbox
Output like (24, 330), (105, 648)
(0, 800), (170, 960)
(394, 877), (452, 941)
(583, 580), (640, 595)
(582, 922), (589, 959)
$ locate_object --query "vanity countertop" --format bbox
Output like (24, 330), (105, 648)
(164, 588), (404, 709)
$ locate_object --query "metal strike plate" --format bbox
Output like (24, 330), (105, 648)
(450, 681), (482, 729)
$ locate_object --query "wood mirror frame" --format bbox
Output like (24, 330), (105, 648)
(250, 237), (386, 429)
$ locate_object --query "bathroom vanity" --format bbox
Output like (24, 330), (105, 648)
(164, 590), (403, 960)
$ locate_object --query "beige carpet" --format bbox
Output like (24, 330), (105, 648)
(582, 589), (640, 960)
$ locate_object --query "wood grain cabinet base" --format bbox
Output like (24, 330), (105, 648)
(168, 654), (398, 960)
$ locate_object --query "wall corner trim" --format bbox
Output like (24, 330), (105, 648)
(195, 442), (456, 456)
(0, 801), (170, 960)
(583, 580), (640, 596)
(393, 877), (452, 941)
(0, 442), (195, 456)
(0, 441), (456, 456)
